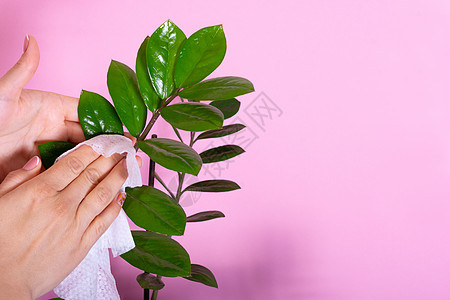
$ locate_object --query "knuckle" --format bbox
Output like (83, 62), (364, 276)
(95, 221), (107, 236)
(33, 181), (56, 199)
(95, 186), (111, 205)
(84, 168), (101, 185)
(67, 156), (84, 175)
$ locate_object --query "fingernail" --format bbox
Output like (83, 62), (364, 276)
(115, 192), (127, 206)
(23, 34), (29, 52)
(23, 156), (39, 170)
(122, 158), (127, 168)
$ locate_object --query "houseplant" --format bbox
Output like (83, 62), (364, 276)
(39, 20), (254, 299)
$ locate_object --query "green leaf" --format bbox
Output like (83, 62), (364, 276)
(196, 124), (245, 141)
(121, 231), (191, 277)
(136, 272), (165, 290)
(160, 102), (224, 132)
(107, 60), (147, 137)
(137, 138), (202, 175)
(123, 186), (186, 236)
(49, 298), (64, 300)
(183, 264), (218, 288)
(200, 145), (245, 163)
(183, 180), (240, 193)
(186, 211), (225, 223)
(147, 20), (186, 99)
(209, 98), (241, 119)
(78, 90), (124, 139)
(174, 25), (226, 88)
(38, 141), (76, 169)
(136, 36), (161, 112)
(179, 76), (255, 101)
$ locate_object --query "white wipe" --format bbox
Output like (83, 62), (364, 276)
(53, 134), (141, 300)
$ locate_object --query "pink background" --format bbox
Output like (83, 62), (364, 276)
(2, 0), (450, 299)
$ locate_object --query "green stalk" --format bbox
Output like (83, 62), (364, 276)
(150, 280), (161, 300)
(134, 91), (179, 151)
(172, 126), (184, 143)
(150, 131), (195, 300)
(154, 172), (176, 199)
(137, 91), (179, 300)
(175, 172), (186, 203)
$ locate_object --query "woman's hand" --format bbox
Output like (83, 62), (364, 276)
(0, 35), (87, 181)
(0, 145), (134, 299)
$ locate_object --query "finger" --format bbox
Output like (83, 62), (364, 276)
(40, 144), (100, 191)
(75, 158), (128, 231)
(0, 35), (40, 94)
(80, 199), (122, 253)
(59, 153), (124, 207)
(59, 94), (79, 122)
(136, 155), (142, 168)
(0, 155), (41, 197)
(124, 132), (137, 145)
(65, 120), (86, 144)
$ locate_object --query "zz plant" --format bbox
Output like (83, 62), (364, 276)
(39, 20), (254, 299)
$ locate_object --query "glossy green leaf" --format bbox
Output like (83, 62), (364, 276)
(200, 145), (245, 163)
(183, 180), (240, 193)
(123, 186), (186, 236)
(196, 124), (245, 141)
(121, 231), (191, 277)
(107, 60), (147, 137)
(174, 25), (226, 88)
(186, 211), (225, 223)
(183, 264), (218, 288)
(179, 76), (255, 101)
(147, 20), (186, 99)
(136, 36), (161, 112)
(160, 102), (224, 132)
(78, 90), (124, 139)
(137, 138), (202, 175)
(38, 141), (76, 169)
(209, 98), (241, 119)
(136, 272), (165, 290)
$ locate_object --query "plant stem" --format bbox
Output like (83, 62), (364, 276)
(172, 126), (184, 143)
(189, 132), (195, 147)
(134, 92), (179, 151)
(150, 172), (186, 300)
(144, 135), (157, 300)
(154, 172), (176, 199)
(137, 97), (188, 300)
(174, 132), (194, 202)
(150, 277), (162, 300)
(175, 172), (186, 203)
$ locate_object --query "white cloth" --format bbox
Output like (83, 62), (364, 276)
(53, 134), (141, 300)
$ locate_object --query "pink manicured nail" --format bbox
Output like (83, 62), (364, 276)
(122, 158), (127, 168)
(115, 192), (127, 206)
(23, 34), (29, 52)
(23, 156), (39, 170)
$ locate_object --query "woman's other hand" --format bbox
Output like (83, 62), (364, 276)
(0, 36), (142, 181)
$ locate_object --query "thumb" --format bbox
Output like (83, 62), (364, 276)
(0, 156), (42, 196)
(0, 35), (40, 94)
